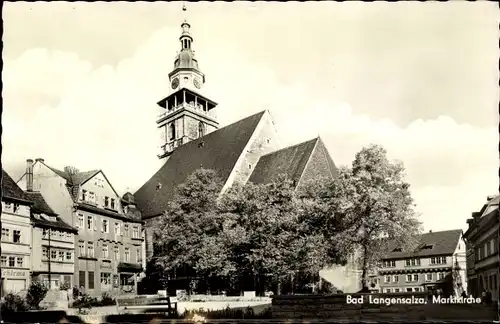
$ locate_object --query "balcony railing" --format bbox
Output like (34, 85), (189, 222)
(159, 136), (192, 157)
(157, 102), (214, 120)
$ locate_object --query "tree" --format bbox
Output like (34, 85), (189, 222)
(331, 144), (422, 290)
(219, 179), (297, 293)
(153, 168), (240, 292)
(220, 175), (342, 294)
(26, 281), (49, 309)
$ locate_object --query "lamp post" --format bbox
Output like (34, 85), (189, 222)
(48, 228), (52, 289)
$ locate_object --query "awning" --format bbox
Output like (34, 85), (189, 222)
(117, 262), (143, 273)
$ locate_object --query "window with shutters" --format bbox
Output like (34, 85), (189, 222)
(87, 242), (94, 257)
(78, 242), (85, 256)
(78, 214), (84, 228)
(124, 248), (130, 262)
(87, 216), (94, 230)
(102, 245), (109, 259)
(102, 219), (109, 233)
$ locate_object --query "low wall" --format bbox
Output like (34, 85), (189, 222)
(271, 292), (497, 321)
(177, 300), (271, 314)
(186, 294), (270, 302)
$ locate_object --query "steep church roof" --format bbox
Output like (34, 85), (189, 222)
(249, 138), (318, 185)
(134, 110), (267, 218)
(249, 137), (338, 186)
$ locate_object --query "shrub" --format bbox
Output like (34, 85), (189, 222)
(100, 292), (116, 306)
(317, 280), (342, 294)
(0, 293), (28, 314)
(26, 281), (49, 309)
(60, 281), (71, 291)
(72, 286), (81, 300)
(72, 294), (98, 311)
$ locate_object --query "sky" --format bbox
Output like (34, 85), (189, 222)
(2, 1), (498, 232)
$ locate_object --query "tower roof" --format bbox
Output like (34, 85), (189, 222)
(173, 3), (200, 72)
(174, 50), (199, 70)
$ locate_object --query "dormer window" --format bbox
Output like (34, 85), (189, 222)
(392, 248), (402, 252)
(421, 245), (434, 250)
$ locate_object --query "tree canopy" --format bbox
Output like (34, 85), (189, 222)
(331, 144), (422, 289)
(152, 144), (422, 294)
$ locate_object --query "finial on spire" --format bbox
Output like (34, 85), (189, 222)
(179, 2), (193, 50)
(182, 2), (187, 23)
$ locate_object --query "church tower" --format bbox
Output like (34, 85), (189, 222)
(157, 5), (219, 159)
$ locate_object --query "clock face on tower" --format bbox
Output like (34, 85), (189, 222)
(171, 78), (179, 89)
(193, 77), (201, 89)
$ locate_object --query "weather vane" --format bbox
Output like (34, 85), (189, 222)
(182, 2), (188, 23)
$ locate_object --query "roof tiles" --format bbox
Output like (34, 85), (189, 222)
(134, 111), (266, 218)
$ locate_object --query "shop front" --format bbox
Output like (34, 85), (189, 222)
(1, 268), (30, 294)
(117, 262), (143, 295)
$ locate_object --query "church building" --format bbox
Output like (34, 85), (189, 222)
(133, 10), (361, 293)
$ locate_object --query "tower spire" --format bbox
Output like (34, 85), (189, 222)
(155, 1), (219, 159)
(180, 2), (192, 50)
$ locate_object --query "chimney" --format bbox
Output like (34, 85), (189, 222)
(26, 159), (34, 192)
(35, 158), (44, 163)
(64, 166), (79, 175)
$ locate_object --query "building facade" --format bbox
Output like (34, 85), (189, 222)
(463, 195), (499, 300)
(25, 189), (77, 290)
(376, 229), (467, 295)
(17, 159), (145, 297)
(1, 169), (33, 295)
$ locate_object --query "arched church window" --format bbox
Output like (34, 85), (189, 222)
(169, 123), (176, 140)
(198, 122), (205, 138)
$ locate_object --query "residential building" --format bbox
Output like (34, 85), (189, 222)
(17, 159), (144, 297)
(25, 187), (77, 289)
(463, 195), (499, 300)
(377, 229), (467, 294)
(129, 13), (361, 293)
(1, 169), (33, 295)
